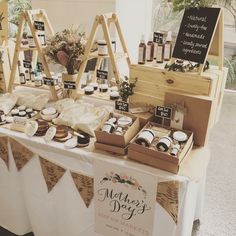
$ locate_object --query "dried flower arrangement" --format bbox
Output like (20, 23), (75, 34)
(44, 27), (86, 75)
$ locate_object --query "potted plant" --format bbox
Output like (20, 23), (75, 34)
(44, 27), (86, 83)
(119, 76), (138, 102)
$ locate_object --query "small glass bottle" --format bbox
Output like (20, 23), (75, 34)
(25, 70), (30, 81)
(18, 60), (23, 74)
(146, 33), (154, 62)
(19, 73), (26, 84)
(164, 31), (172, 61)
(156, 33), (164, 63)
(30, 70), (35, 82)
(138, 34), (146, 65)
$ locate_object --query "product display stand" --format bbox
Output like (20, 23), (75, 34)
(170, 8), (224, 75)
(0, 41), (10, 93)
(75, 13), (131, 95)
(8, 9), (59, 100)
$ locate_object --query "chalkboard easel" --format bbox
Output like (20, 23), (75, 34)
(171, 7), (224, 75)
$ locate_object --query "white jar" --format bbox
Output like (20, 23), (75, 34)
(35, 77), (43, 87)
(135, 129), (156, 147)
(102, 122), (116, 133)
(28, 36), (36, 48)
(98, 40), (108, 56)
(156, 136), (172, 152)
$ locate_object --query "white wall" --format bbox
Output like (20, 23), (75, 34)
(32, 0), (116, 35)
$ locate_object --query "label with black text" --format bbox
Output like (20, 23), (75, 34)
(64, 81), (76, 90)
(43, 77), (54, 86)
(155, 106), (172, 119)
(97, 70), (108, 80)
(115, 101), (129, 112)
(34, 21), (45, 31)
(23, 60), (32, 69)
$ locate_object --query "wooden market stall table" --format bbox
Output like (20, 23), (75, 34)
(0, 126), (210, 236)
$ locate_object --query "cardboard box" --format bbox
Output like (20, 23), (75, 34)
(95, 113), (140, 154)
(128, 122), (193, 174)
(94, 142), (128, 155)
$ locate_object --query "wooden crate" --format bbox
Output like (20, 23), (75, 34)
(129, 64), (227, 126)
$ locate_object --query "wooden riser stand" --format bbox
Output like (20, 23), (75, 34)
(0, 41), (10, 93)
(75, 13), (131, 97)
(8, 9), (58, 101)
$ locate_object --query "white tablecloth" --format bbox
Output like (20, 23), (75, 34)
(0, 128), (210, 236)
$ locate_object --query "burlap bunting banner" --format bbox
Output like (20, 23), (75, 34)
(71, 171), (94, 208)
(10, 138), (34, 171)
(156, 180), (179, 224)
(0, 137), (9, 169)
(39, 157), (66, 193)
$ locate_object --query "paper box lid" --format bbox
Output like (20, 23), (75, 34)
(165, 92), (213, 146)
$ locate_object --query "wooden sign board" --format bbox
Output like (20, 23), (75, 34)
(172, 7), (223, 73)
(0, 0), (8, 44)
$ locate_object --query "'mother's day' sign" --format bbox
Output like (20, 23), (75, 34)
(94, 159), (156, 236)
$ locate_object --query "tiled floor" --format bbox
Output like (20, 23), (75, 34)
(1, 92), (236, 236)
(192, 91), (236, 236)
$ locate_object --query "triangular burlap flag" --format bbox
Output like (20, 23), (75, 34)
(39, 157), (66, 193)
(156, 180), (179, 224)
(0, 137), (9, 169)
(71, 171), (94, 208)
(10, 138), (34, 171)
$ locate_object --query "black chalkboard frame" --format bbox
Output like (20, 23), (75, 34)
(171, 7), (223, 74)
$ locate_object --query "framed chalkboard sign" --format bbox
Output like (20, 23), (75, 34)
(172, 7), (221, 65)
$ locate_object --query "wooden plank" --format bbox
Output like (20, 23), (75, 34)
(8, 13), (26, 92)
(130, 65), (213, 96)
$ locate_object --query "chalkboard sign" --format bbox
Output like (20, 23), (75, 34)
(155, 106), (172, 119)
(153, 32), (164, 44)
(97, 69), (108, 80)
(172, 7), (221, 64)
(34, 21), (45, 31)
(43, 77), (54, 86)
(115, 101), (129, 112)
(23, 60), (32, 69)
(64, 81), (76, 90)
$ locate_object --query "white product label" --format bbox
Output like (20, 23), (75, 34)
(13, 116), (27, 125)
(156, 45), (163, 62)
(20, 75), (25, 84)
(98, 44), (108, 55)
(0, 114), (6, 122)
(137, 130), (154, 145)
(28, 38), (36, 47)
(153, 42), (158, 59)
(146, 45), (152, 61)
(164, 44), (171, 60)
(138, 47), (145, 63)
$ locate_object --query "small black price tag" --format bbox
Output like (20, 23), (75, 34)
(43, 77), (54, 86)
(155, 106), (172, 119)
(115, 101), (129, 112)
(23, 60), (32, 69)
(153, 32), (164, 44)
(64, 81), (76, 90)
(97, 69), (108, 80)
(34, 21), (45, 31)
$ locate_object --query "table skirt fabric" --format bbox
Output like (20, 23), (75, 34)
(0, 132), (208, 236)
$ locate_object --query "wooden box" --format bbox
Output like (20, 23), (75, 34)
(95, 113), (140, 154)
(128, 122), (194, 174)
(164, 92), (213, 146)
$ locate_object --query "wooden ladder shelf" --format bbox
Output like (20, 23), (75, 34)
(8, 9), (59, 100)
(75, 13), (131, 95)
